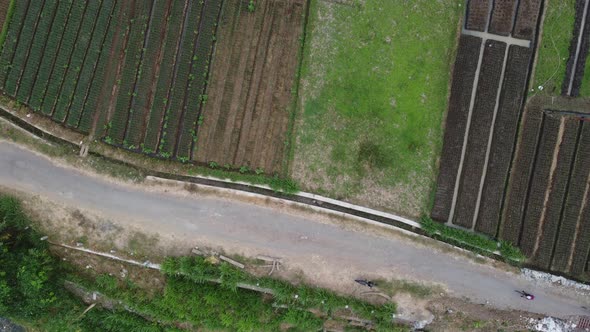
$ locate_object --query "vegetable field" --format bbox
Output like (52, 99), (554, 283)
(0, 0), (305, 173)
(195, 0), (306, 174)
(502, 103), (590, 276)
(433, 0), (590, 278)
(432, 0), (540, 229)
(0, 0), (120, 133)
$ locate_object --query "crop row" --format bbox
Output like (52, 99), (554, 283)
(489, 0), (518, 36)
(431, 35), (482, 222)
(66, 0), (116, 129)
(454, 40), (507, 229)
(124, 0), (171, 148)
(465, 0), (490, 32)
(570, 122), (590, 275)
(476, 46), (532, 236)
(78, 1), (129, 134)
(157, 1), (204, 156)
(28, 1), (73, 111)
(143, 0), (186, 152)
(108, 0), (153, 144)
(551, 122), (590, 272)
(39, 1), (87, 116)
(571, 192), (590, 274)
(499, 110), (544, 245)
(3, 0), (44, 96)
(532, 119), (579, 269)
(15, 1), (59, 102)
(119, 0), (161, 146)
(512, 0), (542, 40)
(52, 0), (103, 123)
(0, 0), (28, 88)
(177, 0), (223, 159)
(519, 115), (561, 256)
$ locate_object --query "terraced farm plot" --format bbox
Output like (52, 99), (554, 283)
(0, 0), (230, 155)
(501, 102), (590, 277)
(0, 0), (120, 133)
(195, 0), (306, 174)
(432, 0), (540, 228)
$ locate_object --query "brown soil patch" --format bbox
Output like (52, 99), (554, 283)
(195, 0), (306, 174)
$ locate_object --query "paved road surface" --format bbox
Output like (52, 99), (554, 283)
(0, 141), (588, 318)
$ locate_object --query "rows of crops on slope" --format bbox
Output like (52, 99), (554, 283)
(432, 0), (543, 229)
(497, 104), (590, 277)
(195, 0), (306, 173)
(453, 40), (506, 229)
(0, 0), (227, 160)
(551, 122), (590, 272)
(0, 0), (117, 134)
(476, 46), (532, 236)
(102, 0), (222, 162)
(531, 119), (579, 269)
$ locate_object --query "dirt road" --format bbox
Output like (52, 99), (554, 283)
(0, 141), (588, 319)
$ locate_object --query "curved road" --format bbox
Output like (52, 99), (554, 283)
(0, 141), (588, 319)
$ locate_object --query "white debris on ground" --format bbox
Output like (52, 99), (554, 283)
(522, 268), (590, 292)
(528, 317), (577, 332)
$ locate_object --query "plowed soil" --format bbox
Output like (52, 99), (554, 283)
(195, 0), (306, 174)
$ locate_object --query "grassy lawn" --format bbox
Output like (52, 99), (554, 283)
(531, 0), (576, 96)
(291, 0), (463, 217)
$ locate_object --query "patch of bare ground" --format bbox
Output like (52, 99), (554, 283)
(427, 296), (541, 331)
(195, 0), (305, 174)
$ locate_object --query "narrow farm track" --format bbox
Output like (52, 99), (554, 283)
(0, 141), (588, 318)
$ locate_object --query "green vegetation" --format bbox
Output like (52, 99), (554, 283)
(0, 194), (398, 331)
(72, 256), (398, 331)
(0, 0), (16, 54)
(0, 195), (165, 331)
(420, 217), (525, 263)
(532, 0), (576, 96)
(293, 0), (463, 217)
(188, 164), (300, 194)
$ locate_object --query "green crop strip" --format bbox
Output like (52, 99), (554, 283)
(0, 0), (16, 55)
(0, 194), (400, 331)
(420, 216), (526, 263)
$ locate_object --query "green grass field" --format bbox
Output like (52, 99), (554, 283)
(532, 0), (576, 96)
(291, 0), (463, 217)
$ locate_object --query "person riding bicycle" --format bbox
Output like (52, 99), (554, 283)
(517, 290), (534, 300)
(355, 279), (376, 289)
